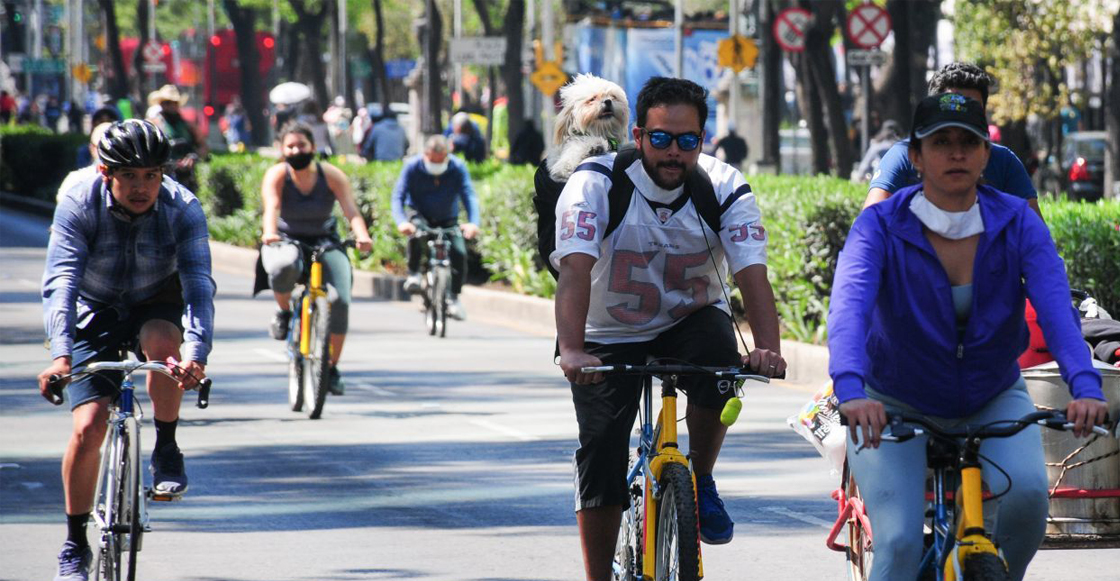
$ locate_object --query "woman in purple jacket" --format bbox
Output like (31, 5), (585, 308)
(827, 93), (1108, 581)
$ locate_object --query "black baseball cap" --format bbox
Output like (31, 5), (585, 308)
(911, 92), (989, 141)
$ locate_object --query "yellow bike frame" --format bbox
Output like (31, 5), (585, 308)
(641, 391), (703, 580)
(943, 465), (1000, 581)
(298, 260), (326, 356)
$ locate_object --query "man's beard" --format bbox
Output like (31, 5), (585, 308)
(641, 155), (688, 190)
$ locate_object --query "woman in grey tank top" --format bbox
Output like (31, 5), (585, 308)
(258, 121), (373, 396)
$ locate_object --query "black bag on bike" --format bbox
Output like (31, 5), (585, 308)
(532, 143), (722, 280)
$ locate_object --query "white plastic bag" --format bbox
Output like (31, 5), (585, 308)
(787, 382), (847, 476)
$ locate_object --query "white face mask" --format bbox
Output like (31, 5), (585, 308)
(424, 158), (449, 176)
(909, 191), (984, 240)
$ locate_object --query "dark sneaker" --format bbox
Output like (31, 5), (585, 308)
(403, 273), (422, 294)
(328, 366), (344, 396)
(270, 309), (293, 340)
(55, 540), (91, 581)
(150, 444), (188, 496)
(696, 474), (734, 544)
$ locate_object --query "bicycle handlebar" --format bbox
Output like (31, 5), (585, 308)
(413, 225), (461, 237)
(581, 364), (781, 382)
(47, 360), (212, 409)
(840, 409), (1112, 441)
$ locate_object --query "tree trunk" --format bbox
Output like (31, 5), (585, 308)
(1106, 6), (1120, 199)
(804, 0), (854, 177)
(98, 0), (130, 101)
(501, 0), (526, 147)
(369, 0), (391, 111)
(874, 0), (938, 132)
(794, 52), (828, 174)
(223, 0), (268, 146)
(290, 0), (332, 110)
(134, 0), (150, 102)
(424, 0), (444, 134)
(759, 0), (781, 167)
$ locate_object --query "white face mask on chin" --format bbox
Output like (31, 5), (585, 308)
(424, 159), (449, 176)
(909, 191), (985, 240)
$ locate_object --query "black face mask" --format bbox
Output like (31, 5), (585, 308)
(286, 152), (314, 170)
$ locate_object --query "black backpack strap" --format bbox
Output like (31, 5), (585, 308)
(684, 165), (723, 235)
(605, 144), (640, 238)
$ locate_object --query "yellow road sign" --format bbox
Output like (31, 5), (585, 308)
(73, 64), (92, 84)
(531, 61), (567, 97)
(717, 35), (759, 73)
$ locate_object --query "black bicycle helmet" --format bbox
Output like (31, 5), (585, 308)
(97, 119), (171, 169)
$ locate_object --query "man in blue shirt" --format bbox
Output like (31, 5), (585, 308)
(863, 62), (1042, 218)
(38, 120), (215, 581)
(392, 135), (481, 320)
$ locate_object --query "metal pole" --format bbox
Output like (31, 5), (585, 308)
(674, 0), (683, 77)
(207, 0), (215, 107)
(454, 0), (462, 109)
(861, 65), (870, 155)
(728, 0), (739, 137)
(525, 0), (536, 121)
(339, 0), (347, 102)
(148, 0), (157, 89)
(542, 0), (554, 151)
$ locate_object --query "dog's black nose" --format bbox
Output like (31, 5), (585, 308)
(603, 99), (613, 111)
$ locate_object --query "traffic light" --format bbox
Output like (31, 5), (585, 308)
(210, 35), (221, 47)
(203, 104), (215, 117)
(3, 2), (26, 54)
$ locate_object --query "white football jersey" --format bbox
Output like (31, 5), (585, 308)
(551, 152), (769, 343)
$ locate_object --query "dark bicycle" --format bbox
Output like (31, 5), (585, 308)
(413, 225), (459, 338)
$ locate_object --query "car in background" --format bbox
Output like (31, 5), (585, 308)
(1059, 131), (1107, 201)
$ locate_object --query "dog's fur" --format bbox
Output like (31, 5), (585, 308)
(545, 74), (630, 181)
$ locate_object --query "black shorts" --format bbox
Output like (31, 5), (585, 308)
(570, 306), (740, 510)
(66, 285), (184, 411)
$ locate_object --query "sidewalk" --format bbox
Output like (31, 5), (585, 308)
(210, 240), (831, 388)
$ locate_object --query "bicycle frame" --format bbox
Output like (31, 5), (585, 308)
(631, 374), (699, 580)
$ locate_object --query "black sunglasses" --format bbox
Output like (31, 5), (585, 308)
(642, 129), (702, 151)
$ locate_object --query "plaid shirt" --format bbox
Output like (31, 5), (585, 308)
(43, 175), (216, 363)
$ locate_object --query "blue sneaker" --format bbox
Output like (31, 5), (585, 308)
(696, 474), (733, 544)
(54, 540), (91, 581)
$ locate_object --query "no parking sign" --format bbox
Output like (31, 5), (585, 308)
(773, 8), (811, 53)
(846, 3), (891, 49)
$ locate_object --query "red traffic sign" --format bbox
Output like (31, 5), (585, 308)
(773, 8), (811, 53)
(846, 3), (891, 49)
(142, 40), (163, 64)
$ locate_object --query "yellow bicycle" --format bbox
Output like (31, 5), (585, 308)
(583, 363), (769, 581)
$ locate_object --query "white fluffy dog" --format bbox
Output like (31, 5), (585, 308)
(546, 73), (630, 181)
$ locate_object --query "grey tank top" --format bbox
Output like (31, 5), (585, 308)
(277, 163), (337, 237)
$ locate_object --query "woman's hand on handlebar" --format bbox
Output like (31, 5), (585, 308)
(1066, 398), (1110, 438)
(354, 235), (373, 253)
(261, 232), (282, 245)
(38, 356), (72, 405)
(397, 222), (417, 237)
(839, 398), (887, 449)
(560, 349), (604, 385)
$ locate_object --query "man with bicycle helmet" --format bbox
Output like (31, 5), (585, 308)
(39, 119), (215, 581)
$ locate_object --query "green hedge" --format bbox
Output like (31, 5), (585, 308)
(0, 125), (88, 201)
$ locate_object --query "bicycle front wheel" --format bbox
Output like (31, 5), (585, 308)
(118, 417), (142, 581)
(655, 463), (700, 581)
(287, 316), (304, 412)
(302, 295), (331, 419)
(435, 266), (449, 338)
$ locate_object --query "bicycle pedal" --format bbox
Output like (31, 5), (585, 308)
(145, 488), (183, 502)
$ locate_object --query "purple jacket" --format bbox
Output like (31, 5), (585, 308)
(828, 184), (1103, 417)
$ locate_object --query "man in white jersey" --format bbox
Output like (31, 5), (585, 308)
(553, 77), (786, 581)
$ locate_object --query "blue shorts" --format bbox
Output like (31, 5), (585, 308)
(66, 299), (183, 411)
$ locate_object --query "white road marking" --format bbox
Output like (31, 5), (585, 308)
(468, 418), (538, 441)
(18, 278), (39, 288)
(20, 482), (44, 490)
(252, 348), (289, 363)
(349, 380), (394, 396)
(761, 505), (834, 528)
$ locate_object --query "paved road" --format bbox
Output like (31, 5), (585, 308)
(1, 208), (1115, 580)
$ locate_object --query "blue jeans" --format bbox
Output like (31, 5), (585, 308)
(846, 379), (1048, 581)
